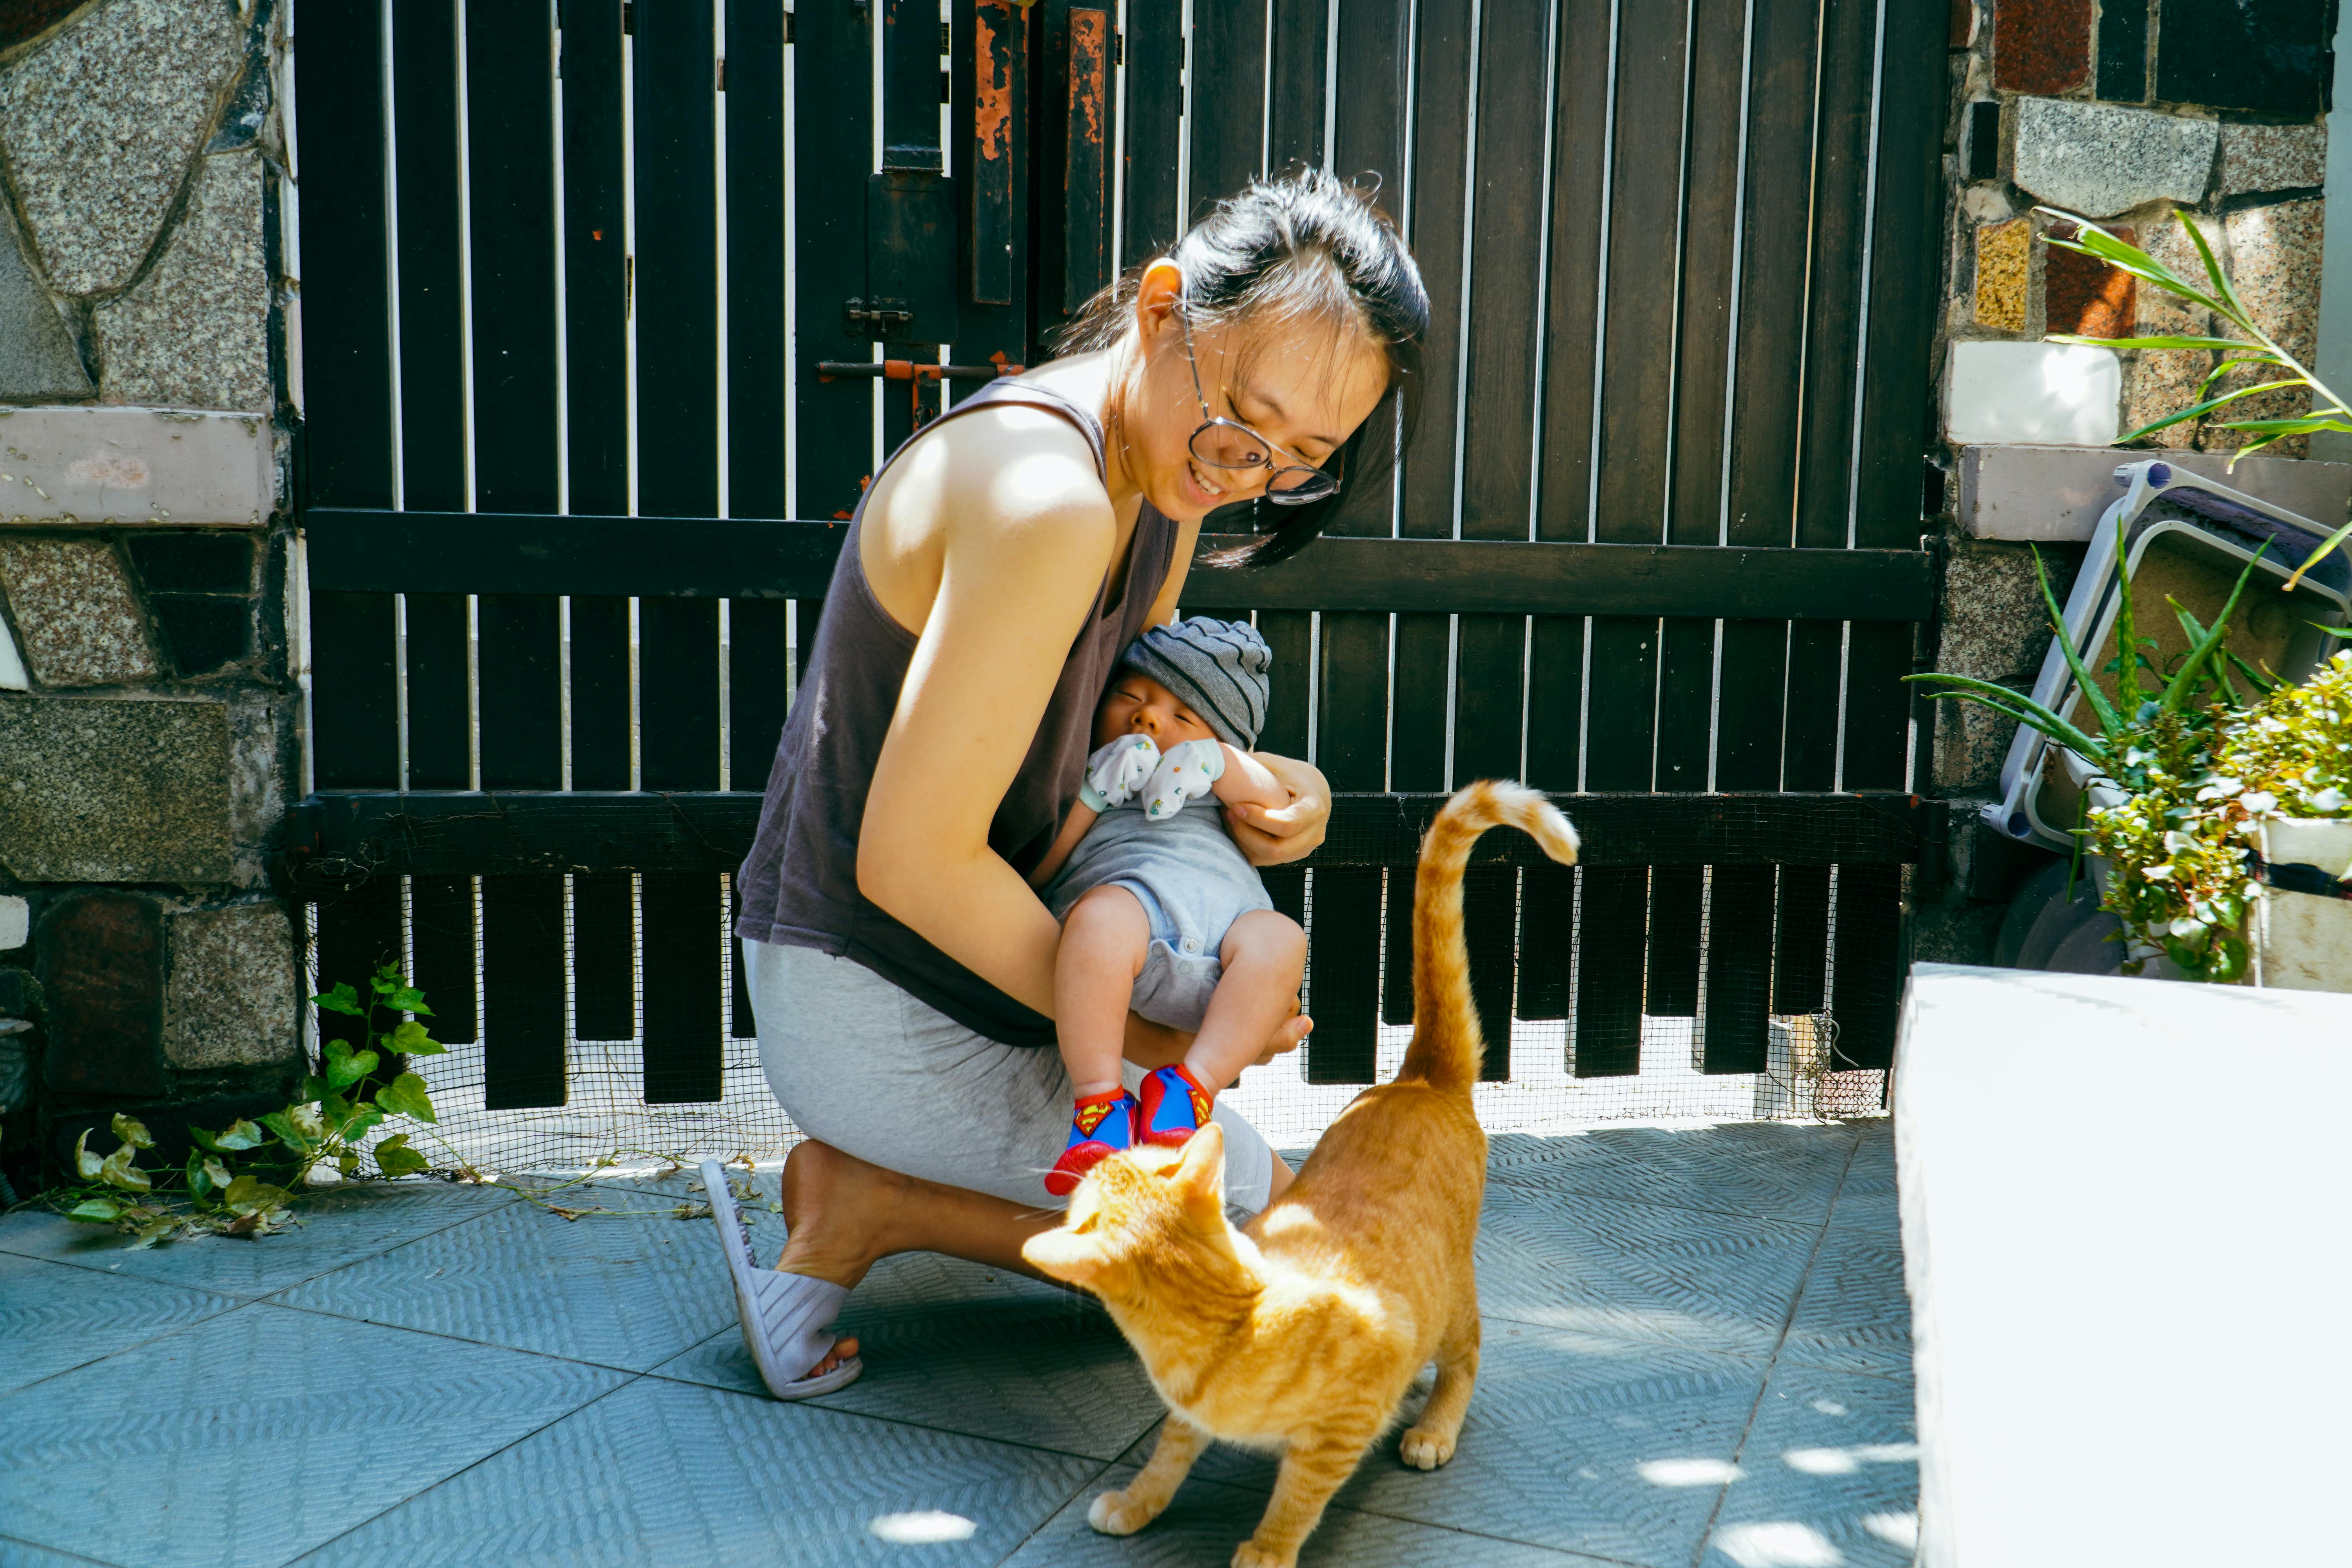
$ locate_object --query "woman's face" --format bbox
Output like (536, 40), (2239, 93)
(1123, 264), (1392, 526)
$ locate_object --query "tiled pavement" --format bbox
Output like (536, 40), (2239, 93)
(0, 1118), (1915, 1568)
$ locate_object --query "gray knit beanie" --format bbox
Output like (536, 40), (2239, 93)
(1122, 617), (1272, 751)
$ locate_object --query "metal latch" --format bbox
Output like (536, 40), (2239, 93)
(843, 297), (914, 336)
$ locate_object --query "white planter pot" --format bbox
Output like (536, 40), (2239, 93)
(2254, 818), (2352, 993)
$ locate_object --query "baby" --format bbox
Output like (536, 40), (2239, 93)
(1029, 617), (1307, 1196)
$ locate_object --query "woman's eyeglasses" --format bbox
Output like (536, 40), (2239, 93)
(1177, 304), (1341, 505)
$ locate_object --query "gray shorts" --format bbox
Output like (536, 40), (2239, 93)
(741, 939), (1277, 1218)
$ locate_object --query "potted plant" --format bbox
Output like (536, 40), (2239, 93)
(1913, 532), (2352, 988)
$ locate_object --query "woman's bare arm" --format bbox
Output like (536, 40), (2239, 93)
(1227, 752), (1331, 865)
(856, 448), (1117, 1019)
(1025, 801), (1098, 889)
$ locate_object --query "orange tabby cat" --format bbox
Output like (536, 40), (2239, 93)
(1023, 780), (1579, 1568)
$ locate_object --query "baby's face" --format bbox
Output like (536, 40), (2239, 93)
(1096, 671), (1220, 750)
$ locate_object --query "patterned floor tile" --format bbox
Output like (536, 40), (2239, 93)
(1486, 1122), (1860, 1223)
(0, 1302), (624, 1568)
(0, 1535), (122, 1567)
(1134, 1323), (1770, 1568)
(1477, 1186), (1823, 1356)
(1002, 1464), (1630, 1567)
(294, 1374), (1101, 1567)
(269, 1192), (758, 1372)
(655, 1251), (1165, 1461)
(1778, 1227), (1912, 1380)
(1706, 1363), (1919, 1568)
(0, 1253), (240, 1397)
(0, 1181), (519, 1300)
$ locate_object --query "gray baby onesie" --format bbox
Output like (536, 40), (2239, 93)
(1041, 797), (1274, 1031)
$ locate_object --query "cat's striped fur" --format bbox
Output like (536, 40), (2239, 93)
(1024, 781), (1579, 1568)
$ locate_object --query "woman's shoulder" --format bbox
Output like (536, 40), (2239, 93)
(927, 392), (1113, 537)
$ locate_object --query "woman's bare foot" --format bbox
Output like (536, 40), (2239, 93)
(767, 1136), (1099, 1383)
(773, 1140), (890, 1380)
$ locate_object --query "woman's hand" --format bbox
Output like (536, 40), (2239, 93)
(1226, 752), (1330, 866)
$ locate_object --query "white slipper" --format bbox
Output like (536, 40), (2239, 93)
(699, 1160), (864, 1399)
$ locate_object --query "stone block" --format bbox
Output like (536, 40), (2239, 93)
(2095, 0), (2148, 101)
(1946, 341), (2122, 446)
(34, 889), (164, 1098)
(0, 2), (83, 53)
(2044, 223), (2134, 339)
(0, 537), (155, 686)
(1930, 542), (2082, 794)
(164, 902), (298, 1069)
(0, 894), (25, 951)
(0, 195), (90, 402)
(1956, 443), (2352, 541)
(46, 1089), (295, 1179)
(0, 610), (25, 690)
(1973, 219), (2029, 332)
(148, 593), (249, 675)
(93, 150), (269, 414)
(2122, 211), (2220, 442)
(125, 532), (253, 593)
(0, 0), (249, 297)
(1991, 0), (2090, 94)
(0, 406), (276, 525)
(2156, 0), (2332, 117)
(2219, 122), (2327, 196)
(2012, 98), (2216, 219)
(0, 695), (235, 882)
(2205, 198), (2324, 456)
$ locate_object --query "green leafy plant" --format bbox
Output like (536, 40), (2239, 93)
(1906, 516), (2272, 980)
(2039, 207), (2352, 587)
(42, 964), (451, 1247)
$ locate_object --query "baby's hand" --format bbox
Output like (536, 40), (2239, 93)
(1082, 734), (1161, 810)
(1142, 739), (1225, 820)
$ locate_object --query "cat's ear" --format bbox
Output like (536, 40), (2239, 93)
(1171, 1122), (1227, 1216)
(1022, 1229), (1123, 1291)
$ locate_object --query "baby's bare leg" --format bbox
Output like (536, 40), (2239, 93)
(1184, 910), (1308, 1095)
(1056, 885), (1151, 1095)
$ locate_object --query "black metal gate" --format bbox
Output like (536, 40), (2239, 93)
(288, 0), (1947, 1152)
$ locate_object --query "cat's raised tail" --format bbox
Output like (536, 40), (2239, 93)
(1399, 781), (1580, 1093)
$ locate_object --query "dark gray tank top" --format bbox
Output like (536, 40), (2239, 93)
(735, 377), (1180, 1047)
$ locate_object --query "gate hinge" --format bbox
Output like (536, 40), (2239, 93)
(621, 0), (633, 35)
(1116, 31), (1124, 66)
(844, 296), (913, 336)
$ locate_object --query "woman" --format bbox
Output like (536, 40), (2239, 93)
(713, 170), (1430, 1396)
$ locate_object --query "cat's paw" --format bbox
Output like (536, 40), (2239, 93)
(1231, 1541), (1299, 1568)
(1088, 1489), (1161, 1537)
(1399, 1425), (1458, 1470)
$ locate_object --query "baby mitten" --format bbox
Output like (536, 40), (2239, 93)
(1079, 734), (1161, 811)
(1142, 739), (1226, 820)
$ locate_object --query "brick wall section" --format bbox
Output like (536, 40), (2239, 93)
(1917, 0), (2337, 965)
(0, 0), (301, 1195)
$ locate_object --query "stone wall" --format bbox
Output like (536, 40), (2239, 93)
(0, 0), (298, 1198)
(1917, 0), (2339, 964)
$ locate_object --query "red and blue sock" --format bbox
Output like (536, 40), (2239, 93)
(1045, 1088), (1137, 1197)
(1138, 1064), (1214, 1147)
